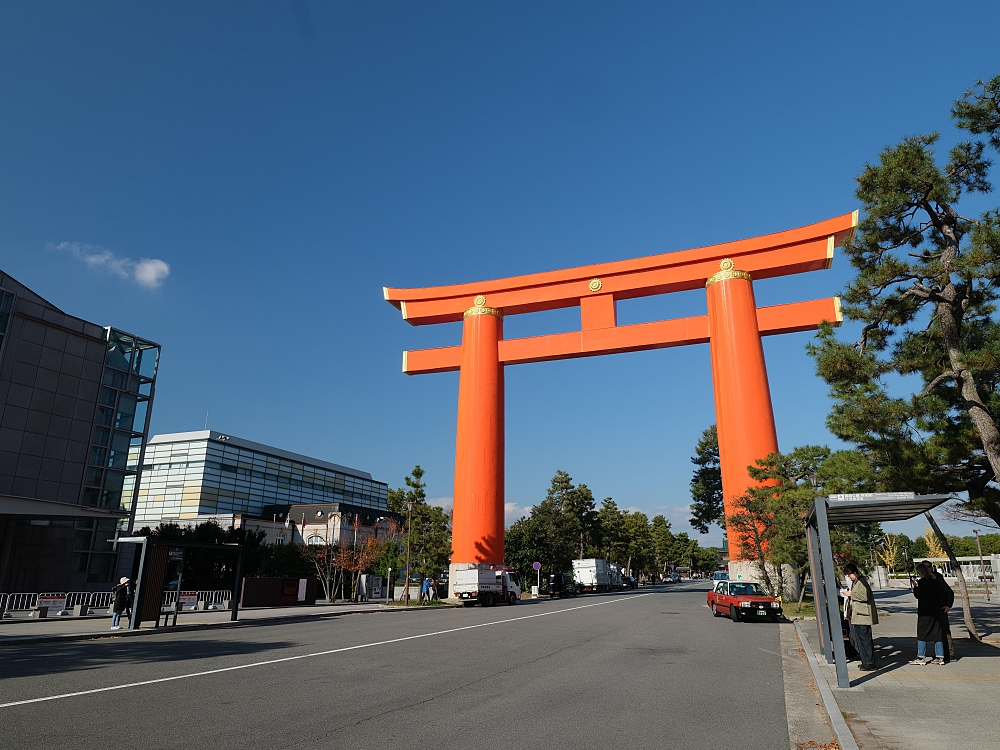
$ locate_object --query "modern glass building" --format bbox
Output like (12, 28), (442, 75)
(134, 430), (389, 525)
(0, 270), (159, 591)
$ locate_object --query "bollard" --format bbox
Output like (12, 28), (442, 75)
(72, 604), (88, 617)
(30, 606), (49, 619)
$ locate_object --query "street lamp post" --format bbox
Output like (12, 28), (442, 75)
(404, 500), (413, 606)
(373, 516), (390, 604)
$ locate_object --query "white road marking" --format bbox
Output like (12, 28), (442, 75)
(1, 593), (651, 709)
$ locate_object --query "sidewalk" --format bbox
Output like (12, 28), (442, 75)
(799, 588), (1000, 750)
(0, 600), (410, 647)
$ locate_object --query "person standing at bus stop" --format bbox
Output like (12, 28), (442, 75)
(844, 563), (879, 671)
(910, 561), (952, 665)
(110, 576), (130, 630)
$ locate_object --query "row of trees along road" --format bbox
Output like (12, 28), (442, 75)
(688, 72), (1000, 638)
(505, 470), (720, 583)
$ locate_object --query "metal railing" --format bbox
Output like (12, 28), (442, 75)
(161, 590), (231, 610)
(4, 593), (39, 611)
(64, 591), (114, 610)
(1, 589), (230, 616)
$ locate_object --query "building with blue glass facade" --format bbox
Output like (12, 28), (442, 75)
(134, 430), (389, 526)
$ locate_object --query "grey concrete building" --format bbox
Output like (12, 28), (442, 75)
(0, 270), (159, 592)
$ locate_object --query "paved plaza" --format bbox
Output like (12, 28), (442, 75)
(800, 587), (1000, 750)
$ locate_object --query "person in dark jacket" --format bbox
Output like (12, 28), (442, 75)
(910, 562), (950, 665)
(111, 576), (130, 630)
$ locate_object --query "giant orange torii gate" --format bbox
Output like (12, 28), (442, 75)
(384, 211), (855, 572)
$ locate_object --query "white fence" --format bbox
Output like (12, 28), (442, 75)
(1, 589), (231, 616)
(159, 590), (230, 609)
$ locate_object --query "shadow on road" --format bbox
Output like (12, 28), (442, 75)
(0, 636), (300, 680)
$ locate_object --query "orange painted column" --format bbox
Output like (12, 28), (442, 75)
(705, 259), (779, 560)
(451, 300), (505, 564)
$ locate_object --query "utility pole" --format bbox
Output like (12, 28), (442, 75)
(404, 500), (413, 606)
(974, 529), (990, 602)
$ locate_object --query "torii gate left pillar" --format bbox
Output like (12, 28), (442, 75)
(452, 302), (505, 563)
(386, 212), (855, 580)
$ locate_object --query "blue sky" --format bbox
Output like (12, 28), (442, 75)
(3, 2), (999, 545)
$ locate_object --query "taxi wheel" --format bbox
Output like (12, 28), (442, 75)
(730, 605), (740, 622)
(711, 602), (721, 617)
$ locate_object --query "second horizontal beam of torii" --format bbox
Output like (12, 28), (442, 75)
(402, 296), (841, 374)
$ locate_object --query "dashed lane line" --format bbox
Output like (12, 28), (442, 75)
(0, 593), (651, 710)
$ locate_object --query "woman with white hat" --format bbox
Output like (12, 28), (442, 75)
(111, 576), (130, 630)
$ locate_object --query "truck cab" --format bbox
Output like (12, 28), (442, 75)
(453, 568), (521, 606)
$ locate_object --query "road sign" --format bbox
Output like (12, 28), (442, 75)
(38, 594), (67, 612)
(532, 562), (541, 570)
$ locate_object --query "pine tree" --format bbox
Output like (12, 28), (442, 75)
(809, 73), (1000, 527)
(689, 425), (724, 532)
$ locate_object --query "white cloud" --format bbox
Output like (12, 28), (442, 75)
(428, 496), (453, 512)
(53, 242), (171, 289)
(505, 502), (533, 526)
(134, 259), (171, 288)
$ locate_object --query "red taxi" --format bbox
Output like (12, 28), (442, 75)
(707, 580), (782, 622)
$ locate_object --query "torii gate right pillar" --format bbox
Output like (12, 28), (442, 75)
(706, 260), (779, 561)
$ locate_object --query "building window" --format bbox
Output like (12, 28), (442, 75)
(0, 288), (14, 367)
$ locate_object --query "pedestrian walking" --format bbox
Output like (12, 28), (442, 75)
(843, 563), (879, 671)
(419, 577), (430, 603)
(909, 561), (951, 665)
(110, 576), (130, 630)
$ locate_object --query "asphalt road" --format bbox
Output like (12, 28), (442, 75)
(0, 583), (791, 750)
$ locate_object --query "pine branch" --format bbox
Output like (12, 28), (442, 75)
(919, 370), (958, 397)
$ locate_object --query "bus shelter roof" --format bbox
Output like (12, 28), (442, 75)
(807, 492), (952, 527)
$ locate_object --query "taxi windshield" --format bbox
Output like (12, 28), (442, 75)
(729, 583), (765, 596)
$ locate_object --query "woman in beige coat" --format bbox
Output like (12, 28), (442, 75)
(844, 562), (878, 671)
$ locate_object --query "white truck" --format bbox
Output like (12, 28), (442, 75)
(572, 558), (621, 592)
(453, 567), (521, 606)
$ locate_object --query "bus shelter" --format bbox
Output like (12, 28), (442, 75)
(115, 536), (244, 629)
(805, 492), (951, 688)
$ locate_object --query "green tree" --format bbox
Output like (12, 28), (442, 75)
(504, 515), (544, 582)
(809, 72), (1000, 528)
(689, 424), (724, 532)
(388, 466), (451, 585)
(504, 471), (591, 576)
(650, 514), (674, 575)
(691, 545), (722, 574)
(910, 535), (930, 558)
(595, 498), (626, 563)
(728, 447), (882, 596)
(621, 511), (652, 578)
(979, 533), (1000, 554)
(564, 481), (599, 560)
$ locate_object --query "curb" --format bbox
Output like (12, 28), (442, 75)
(794, 620), (860, 750)
(0, 605), (444, 649)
